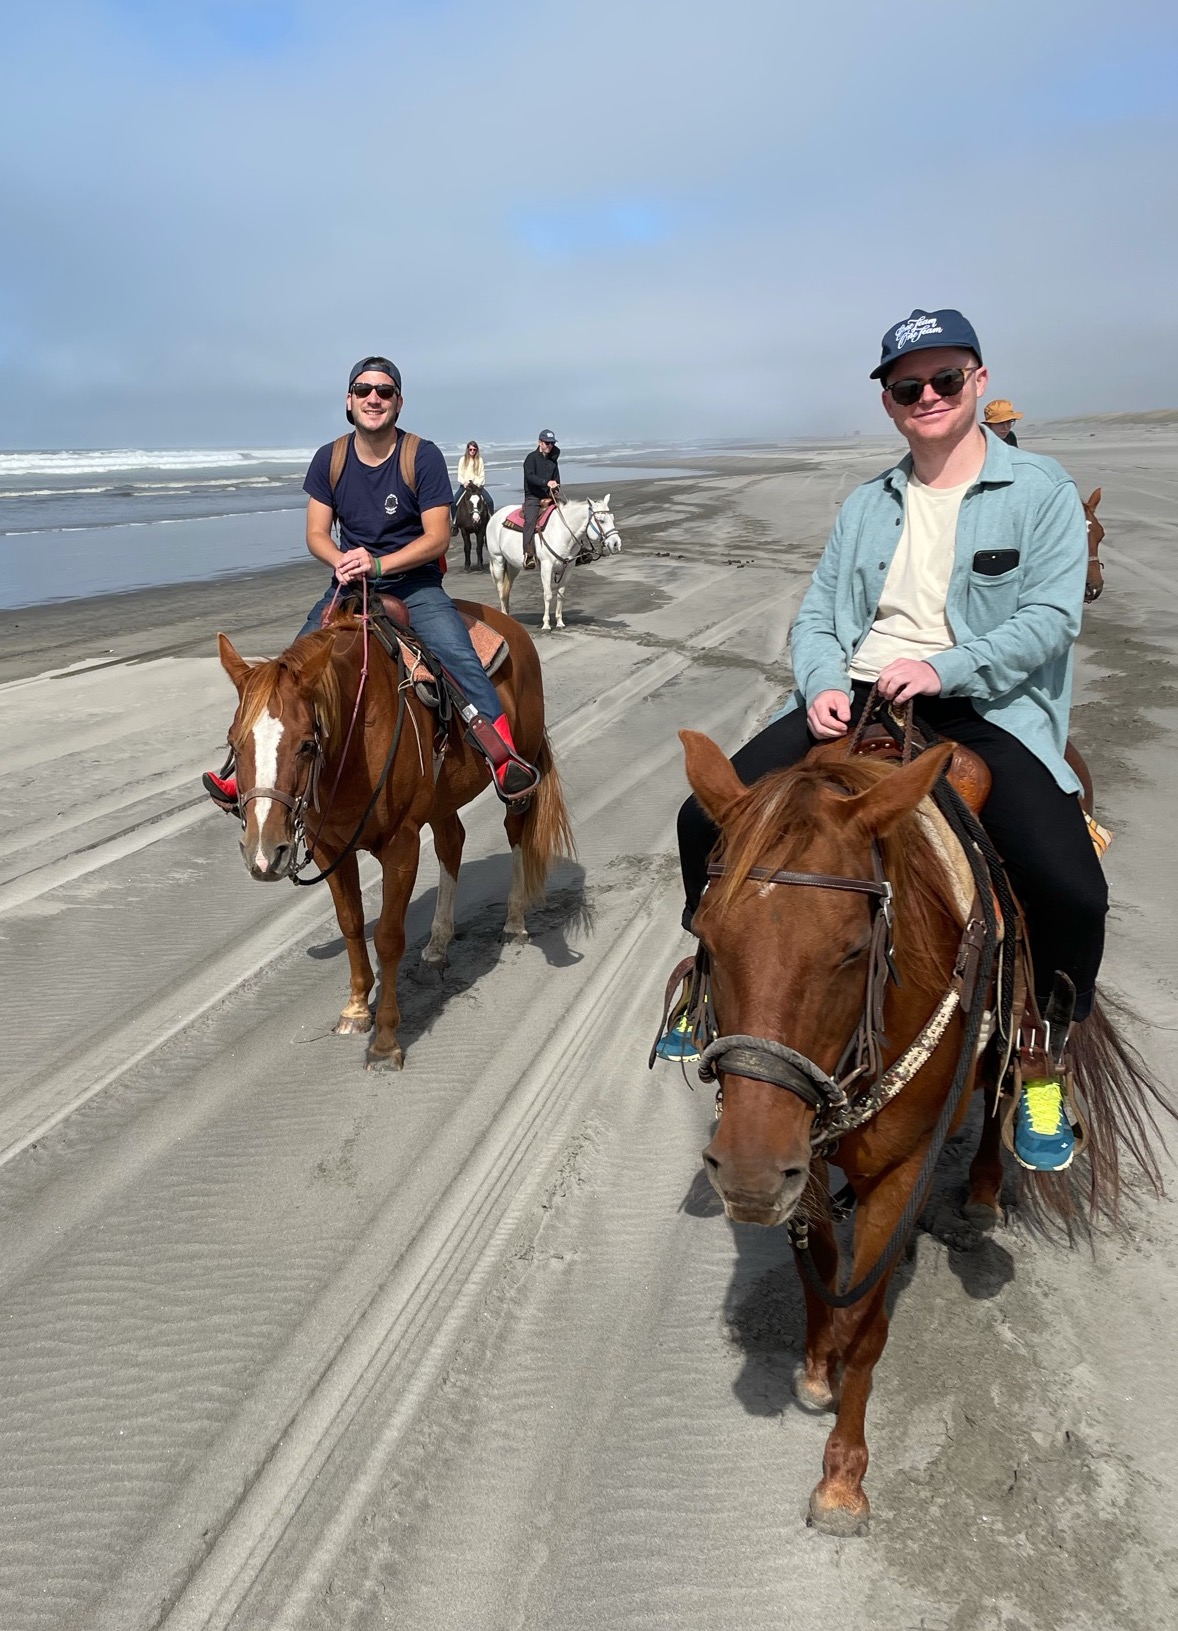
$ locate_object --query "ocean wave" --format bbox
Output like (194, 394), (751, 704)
(0, 448), (314, 479)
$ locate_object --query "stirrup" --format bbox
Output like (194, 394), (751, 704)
(649, 950), (713, 1069)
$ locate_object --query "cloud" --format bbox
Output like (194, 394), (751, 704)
(0, 0), (1175, 448)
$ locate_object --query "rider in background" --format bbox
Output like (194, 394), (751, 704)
(983, 398), (1023, 445)
(672, 309), (1103, 1175)
(453, 439), (493, 518)
(521, 430), (561, 570)
(204, 356), (536, 805)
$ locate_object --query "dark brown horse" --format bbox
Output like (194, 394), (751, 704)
(681, 729), (1166, 1535)
(217, 602), (574, 1068)
(456, 485), (492, 572)
(1083, 486), (1105, 602)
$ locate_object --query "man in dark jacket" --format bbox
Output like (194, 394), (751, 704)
(521, 431), (561, 569)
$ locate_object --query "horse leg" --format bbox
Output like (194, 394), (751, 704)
(540, 564), (553, 633)
(502, 805), (530, 944)
(808, 1154), (924, 1536)
(326, 852), (375, 1034)
(421, 811), (464, 976)
(555, 576), (567, 631)
(367, 823), (422, 1071)
(462, 530), (472, 571)
(964, 1085), (1005, 1230)
(478, 526), (487, 570)
(793, 1168), (841, 1412)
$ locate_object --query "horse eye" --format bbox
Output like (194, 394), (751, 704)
(838, 940), (871, 967)
(298, 740), (316, 757)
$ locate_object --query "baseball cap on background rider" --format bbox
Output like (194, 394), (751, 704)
(538, 429), (557, 443)
(869, 309), (983, 381)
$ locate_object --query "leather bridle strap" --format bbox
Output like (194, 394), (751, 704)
(708, 860), (891, 903)
(698, 1035), (844, 1111)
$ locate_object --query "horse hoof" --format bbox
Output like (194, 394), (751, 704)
(412, 955), (446, 985)
(333, 1011), (373, 1036)
(502, 928), (530, 946)
(807, 1489), (870, 1537)
(962, 1201), (1001, 1233)
(793, 1366), (836, 1413)
(366, 1043), (404, 1072)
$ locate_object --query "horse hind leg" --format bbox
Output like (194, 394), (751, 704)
(964, 1079), (1005, 1231)
(420, 813), (464, 979)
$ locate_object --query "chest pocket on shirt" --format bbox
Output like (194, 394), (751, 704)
(966, 549), (1022, 629)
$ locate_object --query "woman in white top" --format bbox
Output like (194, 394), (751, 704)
(453, 440), (493, 520)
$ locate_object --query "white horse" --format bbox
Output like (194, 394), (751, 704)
(486, 495), (622, 632)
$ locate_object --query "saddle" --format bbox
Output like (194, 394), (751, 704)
(322, 591), (507, 706)
(502, 501), (557, 533)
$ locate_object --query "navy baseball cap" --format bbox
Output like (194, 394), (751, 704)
(349, 356), (402, 391)
(538, 429), (557, 443)
(870, 309), (982, 381)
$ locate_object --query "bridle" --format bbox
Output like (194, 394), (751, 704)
(231, 722), (327, 849)
(699, 801), (990, 1156)
(539, 499), (620, 574)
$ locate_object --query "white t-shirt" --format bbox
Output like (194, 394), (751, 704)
(848, 473), (970, 681)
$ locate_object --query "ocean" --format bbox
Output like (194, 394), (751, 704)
(0, 444), (694, 608)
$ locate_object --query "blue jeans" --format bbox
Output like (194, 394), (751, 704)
(298, 580), (504, 722)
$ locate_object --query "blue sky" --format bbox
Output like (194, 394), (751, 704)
(1, 0), (1175, 447)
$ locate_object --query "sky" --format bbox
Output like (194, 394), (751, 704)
(1, 0), (1176, 449)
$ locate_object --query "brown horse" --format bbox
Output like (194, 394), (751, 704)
(681, 729), (1166, 1535)
(456, 485), (492, 572)
(217, 602), (574, 1069)
(1083, 486), (1105, 602)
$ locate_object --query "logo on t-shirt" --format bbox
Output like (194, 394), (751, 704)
(384, 492), (399, 517)
(894, 315), (943, 351)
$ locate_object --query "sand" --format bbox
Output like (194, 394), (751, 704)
(0, 426), (1175, 1630)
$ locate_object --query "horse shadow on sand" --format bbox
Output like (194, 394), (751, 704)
(305, 853), (590, 1057)
(680, 1096), (1017, 1420)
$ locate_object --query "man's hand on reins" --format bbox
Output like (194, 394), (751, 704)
(876, 659), (942, 705)
(807, 689), (853, 738)
(335, 547), (376, 584)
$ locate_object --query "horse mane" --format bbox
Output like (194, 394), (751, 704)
(236, 628), (343, 747)
(711, 755), (962, 993)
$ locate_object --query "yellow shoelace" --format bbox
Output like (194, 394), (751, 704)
(1023, 1078), (1064, 1135)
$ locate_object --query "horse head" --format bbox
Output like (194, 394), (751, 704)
(682, 730), (954, 1226)
(1083, 487), (1104, 602)
(218, 631), (338, 881)
(588, 494), (622, 555)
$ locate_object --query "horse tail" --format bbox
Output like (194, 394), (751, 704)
(518, 732), (576, 905)
(1018, 987), (1174, 1232)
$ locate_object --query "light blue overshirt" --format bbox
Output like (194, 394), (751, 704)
(778, 428), (1088, 793)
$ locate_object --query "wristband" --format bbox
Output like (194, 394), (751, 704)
(372, 554), (382, 579)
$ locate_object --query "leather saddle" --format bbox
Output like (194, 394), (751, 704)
(502, 501), (557, 533)
(326, 591), (508, 705)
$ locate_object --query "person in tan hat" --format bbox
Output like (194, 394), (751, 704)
(984, 398), (1023, 445)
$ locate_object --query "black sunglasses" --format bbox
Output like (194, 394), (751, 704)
(350, 381), (399, 400)
(884, 366), (978, 408)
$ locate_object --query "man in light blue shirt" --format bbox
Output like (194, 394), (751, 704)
(670, 308), (1105, 1173)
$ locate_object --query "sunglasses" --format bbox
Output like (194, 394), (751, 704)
(884, 366), (978, 408)
(350, 381), (399, 400)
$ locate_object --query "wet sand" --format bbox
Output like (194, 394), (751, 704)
(0, 425), (1176, 1629)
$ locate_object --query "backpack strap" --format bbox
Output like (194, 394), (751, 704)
(329, 433), (351, 494)
(397, 430), (420, 497)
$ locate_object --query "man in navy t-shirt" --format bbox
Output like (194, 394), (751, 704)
(204, 355), (536, 808)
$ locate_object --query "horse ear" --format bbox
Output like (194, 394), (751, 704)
(1086, 486), (1102, 511)
(218, 632), (252, 694)
(603, 492), (610, 506)
(680, 730), (748, 825)
(292, 635), (335, 691)
(841, 742), (954, 837)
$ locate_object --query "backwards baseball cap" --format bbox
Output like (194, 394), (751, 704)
(870, 309), (982, 381)
(538, 429), (557, 443)
(348, 355), (402, 391)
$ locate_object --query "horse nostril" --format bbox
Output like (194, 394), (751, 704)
(703, 1152), (720, 1172)
(782, 1166), (805, 1184)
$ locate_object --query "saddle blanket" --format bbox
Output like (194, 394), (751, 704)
(378, 597), (507, 696)
(502, 501), (557, 533)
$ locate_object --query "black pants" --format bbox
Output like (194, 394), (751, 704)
(521, 494), (544, 559)
(676, 685), (1108, 1021)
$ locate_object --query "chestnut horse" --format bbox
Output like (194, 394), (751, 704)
(681, 729), (1166, 1535)
(217, 602), (574, 1069)
(1083, 487), (1105, 602)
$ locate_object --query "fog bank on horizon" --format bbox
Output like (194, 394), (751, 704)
(1, 0), (1175, 450)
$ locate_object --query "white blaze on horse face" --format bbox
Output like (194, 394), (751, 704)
(250, 709), (285, 871)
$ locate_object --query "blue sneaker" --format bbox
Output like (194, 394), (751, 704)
(655, 1012), (701, 1063)
(1013, 1076), (1076, 1172)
